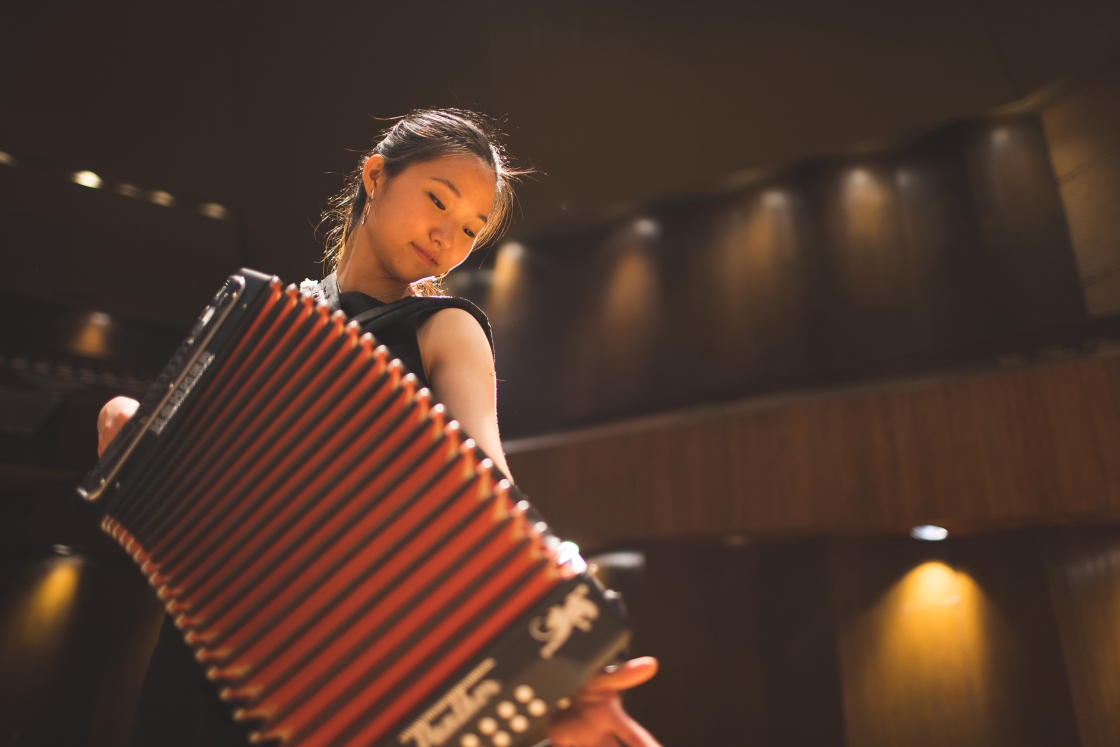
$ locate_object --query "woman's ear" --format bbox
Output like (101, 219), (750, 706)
(362, 155), (386, 197)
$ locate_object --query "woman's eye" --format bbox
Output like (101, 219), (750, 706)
(428, 192), (445, 210)
(464, 227), (476, 239)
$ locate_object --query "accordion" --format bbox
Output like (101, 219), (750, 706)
(78, 269), (630, 747)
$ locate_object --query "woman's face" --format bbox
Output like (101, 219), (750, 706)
(361, 153), (496, 284)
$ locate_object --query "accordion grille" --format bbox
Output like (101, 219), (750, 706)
(100, 281), (563, 747)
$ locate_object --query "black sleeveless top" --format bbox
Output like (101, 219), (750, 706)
(329, 276), (493, 390)
(128, 276), (493, 747)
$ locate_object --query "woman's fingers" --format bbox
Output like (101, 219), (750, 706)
(550, 658), (664, 747)
(583, 657), (659, 693)
(97, 397), (140, 456)
(550, 698), (663, 747)
(609, 706), (661, 747)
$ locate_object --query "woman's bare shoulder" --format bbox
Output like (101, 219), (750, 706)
(415, 307), (493, 379)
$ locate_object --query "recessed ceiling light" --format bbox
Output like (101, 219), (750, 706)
(72, 170), (102, 189)
(632, 217), (660, 238)
(910, 525), (949, 541)
(52, 544), (75, 555)
(199, 202), (228, 220)
(0, 151), (15, 166)
(149, 190), (175, 207)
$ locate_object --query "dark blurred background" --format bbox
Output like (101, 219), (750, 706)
(4, 1), (1120, 745)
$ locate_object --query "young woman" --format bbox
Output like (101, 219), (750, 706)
(98, 109), (661, 747)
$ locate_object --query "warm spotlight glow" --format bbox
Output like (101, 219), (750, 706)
(0, 151), (15, 166)
(498, 241), (524, 262)
(199, 202), (229, 220)
(761, 190), (787, 208)
(31, 558), (81, 624)
(487, 242), (526, 326)
(117, 183), (141, 198)
(910, 524), (949, 541)
(712, 189), (800, 336)
(149, 190), (175, 207)
(847, 168), (872, 187)
(843, 559), (993, 741)
(602, 246), (660, 360)
(70, 311), (113, 358)
(72, 170), (102, 189)
(901, 562), (961, 608)
(836, 164), (906, 306)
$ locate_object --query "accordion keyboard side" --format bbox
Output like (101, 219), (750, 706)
(78, 270), (630, 747)
(78, 269), (277, 508)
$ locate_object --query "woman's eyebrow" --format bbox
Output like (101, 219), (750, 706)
(431, 176), (488, 223)
(431, 177), (460, 197)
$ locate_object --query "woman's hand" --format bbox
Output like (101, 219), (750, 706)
(548, 657), (662, 747)
(97, 396), (140, 457)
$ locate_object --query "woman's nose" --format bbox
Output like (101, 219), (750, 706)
(431, 217), (459, 251)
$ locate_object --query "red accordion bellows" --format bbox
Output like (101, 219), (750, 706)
(95, 278), (570, 747)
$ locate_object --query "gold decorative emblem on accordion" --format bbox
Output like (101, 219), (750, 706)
(78, 269), (631, 747)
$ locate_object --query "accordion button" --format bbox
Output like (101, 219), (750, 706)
(528, 699), (547, 717)
(492, 731), (511, 747)
(459, 735), (480, 747)
(478, 717), (498, 735)
(510, 715), (529, 733)
(514, 685), (534, 703)
(496, 701), (516, 720)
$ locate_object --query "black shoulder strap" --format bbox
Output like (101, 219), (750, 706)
(350, 296), (495, 357)
(312, 273), (493, 356)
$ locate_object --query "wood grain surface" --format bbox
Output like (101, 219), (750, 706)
(507, 354), (1120, 547)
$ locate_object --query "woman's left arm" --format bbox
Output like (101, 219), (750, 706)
(416, 308), (510, 477)
(418, 308), (663, 747)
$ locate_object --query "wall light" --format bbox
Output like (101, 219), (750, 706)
(0, 151), (15, 166)
(199, 202), (229, 220)
(149, 190), (175, 207)
(632, 217), (660, 239)
(70, 310), (113, 358)
(761, 190), (787, 209)
(72, 170), (102, 189)
(910, 524), (949, 541)
(588, 550), (646, 570)
(487, 242), (525, 323)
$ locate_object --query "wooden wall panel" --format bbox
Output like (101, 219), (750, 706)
(492, 111), (1093, 441)
(1043, 60), (1120, 317)
(614, 540), (845, 747)
(507, 354), (1120, 546)
(830, 533), (1079, 747)
(1044, 526), (1120, 746)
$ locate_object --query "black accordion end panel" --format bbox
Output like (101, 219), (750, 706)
(77, 269), (631, 747)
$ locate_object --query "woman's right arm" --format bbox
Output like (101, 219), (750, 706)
(97, 396), (140, 457)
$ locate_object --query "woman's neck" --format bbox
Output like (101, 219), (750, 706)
(335, 235), (414, 302)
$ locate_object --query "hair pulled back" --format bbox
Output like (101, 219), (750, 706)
(322, 108), (523, 295)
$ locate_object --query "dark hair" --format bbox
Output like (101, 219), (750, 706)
(322, 108), (525, 295)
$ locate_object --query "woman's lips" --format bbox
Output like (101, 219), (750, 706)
(411, 242), (438, 267)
